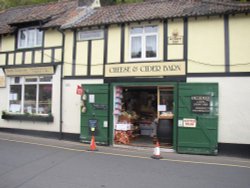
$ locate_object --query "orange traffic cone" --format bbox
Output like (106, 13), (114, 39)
(89, 135), (98, 151)
(151, 141), (163, 159)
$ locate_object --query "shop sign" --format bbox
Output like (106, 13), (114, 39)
(168, 29), (183, 45)
(191, 95), (211, 113)
(168, 36), (183, 45)
(88, 119), (98, 128)
(5, 66), (54, 76)
(105, 61), (185, 77)
(92, 104), (107, 110)
(183, 118), (197, 128)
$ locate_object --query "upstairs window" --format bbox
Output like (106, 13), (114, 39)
(18, 28), (43, 49)
(130, 25), (158, 61)
(78, 29), (104, 41)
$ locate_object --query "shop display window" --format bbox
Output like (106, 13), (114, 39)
(9, 85), (22, 113)
(114, 86), (158, 145)
(114, 86), (174, 147)
(8, 76), (52, 115)
(158, 87), (174, 119)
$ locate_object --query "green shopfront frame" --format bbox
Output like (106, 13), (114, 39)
(81, 82), (218, 155)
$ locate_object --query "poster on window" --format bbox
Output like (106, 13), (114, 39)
(183, 118), (197, 128)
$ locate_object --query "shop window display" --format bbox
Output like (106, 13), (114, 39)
(8, 76), (52, 115)
(114, 87), (158, 146)
(114, 86), (174, 147)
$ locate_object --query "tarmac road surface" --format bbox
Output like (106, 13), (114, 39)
(0, 132), (249, 188)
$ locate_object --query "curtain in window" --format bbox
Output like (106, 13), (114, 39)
(39, 85), (52, 114)
(146, 35), (157, 58)
(24, 85), (37, 114)
(131, 36), (142, 58)
(9, 85), (22, 113)
(37, 30), (43, 46)
(19, 30), (27, 48)
(18, 28), (43, 48)
(27, 29), (36, 47)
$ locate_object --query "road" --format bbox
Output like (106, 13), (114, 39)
(0, 132), (249, 188)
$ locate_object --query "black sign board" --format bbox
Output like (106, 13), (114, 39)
(191, 95), (211, 113)
(88, 119), (98, 128)
(92, 104), (107, 110)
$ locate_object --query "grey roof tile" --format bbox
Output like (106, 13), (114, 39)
(0, 0), (250, 34)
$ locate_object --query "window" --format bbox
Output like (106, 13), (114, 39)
(130, 26), (158, 60)
(18, 28), (43, 49)
(78, 29), (104, 41)
(8, 76), (52, 115)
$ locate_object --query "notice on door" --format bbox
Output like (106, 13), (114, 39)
(183, 118), (197, 128)
(191, 95), (211, 113)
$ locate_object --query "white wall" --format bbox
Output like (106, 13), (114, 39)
(0, 66), (62, 132)
(187, 77), (250, 145)
(62, 79), (103, 134)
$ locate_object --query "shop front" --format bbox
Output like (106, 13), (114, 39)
(111, 83), (176, 150)
(80, 62), (219, 155)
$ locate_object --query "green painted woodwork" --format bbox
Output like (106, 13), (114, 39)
(79, 82), (218, 155)
(80, 84), (109, 145)
(177, 83), (218, 155)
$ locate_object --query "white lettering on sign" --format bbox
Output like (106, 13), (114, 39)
(183, 118), (197, 128)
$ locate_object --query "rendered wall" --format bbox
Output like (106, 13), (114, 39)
(188, 77), (250, 145)
(168, 19), (184, 60)
(63, 30), (74, 76)
(0, 66), (62, 132)
(229, 14), (250, 72)
(1, 35), (15, 52)
(75, 41), (88, 76)
(188, 16), (225, 73)
(0, 35), (15, 66)
(62, 79), (104, 133)
(44, 29), (63, 47)
(0, 30), (63, 66)
(68, 31), (105, 77)
(91, 40), (104, 75)
(107, 25), (121, 63)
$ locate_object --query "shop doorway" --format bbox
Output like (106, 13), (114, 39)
(113, 85), (174, 149)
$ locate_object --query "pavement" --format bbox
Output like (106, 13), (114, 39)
(0, 131), (249, 170)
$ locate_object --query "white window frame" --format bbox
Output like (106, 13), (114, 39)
(78, 29), (104, 41)
(8, 76), (52, 115)
(17, 27), (43, 49)
(129, 25), (159, 61)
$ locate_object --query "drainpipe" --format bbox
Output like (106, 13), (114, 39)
(57, 27), (65, 140)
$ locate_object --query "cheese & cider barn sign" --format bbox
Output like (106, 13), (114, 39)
(105, 61), (185, 77)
